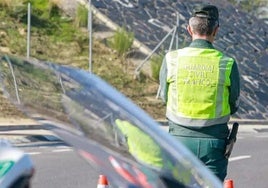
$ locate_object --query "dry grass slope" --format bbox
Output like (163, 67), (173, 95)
(0, 1), (166, 121)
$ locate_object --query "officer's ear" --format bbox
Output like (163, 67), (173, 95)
(212, 25), (219, 37)
(187, 25), (193, 36)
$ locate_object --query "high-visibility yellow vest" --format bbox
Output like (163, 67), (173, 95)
(115, 119), (164, 168)
(115, 119), (193, 183)
(165, 47), (234, 127)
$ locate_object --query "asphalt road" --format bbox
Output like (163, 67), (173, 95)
(226, 129), (268, 188)
(2, 124), (268, 188)
(22, 142), (99, 188)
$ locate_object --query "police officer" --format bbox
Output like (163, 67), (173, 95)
(159, 4), (240, 181)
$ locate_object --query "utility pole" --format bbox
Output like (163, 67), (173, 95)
(27, 3), (31, 59)
(88, 0), (92, 73)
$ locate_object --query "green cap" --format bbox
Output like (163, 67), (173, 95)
(192, 4), (219, 21)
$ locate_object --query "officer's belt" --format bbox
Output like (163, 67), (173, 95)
(168, 121), (229, 139)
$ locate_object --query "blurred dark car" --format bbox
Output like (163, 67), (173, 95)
(0, 55), (223, 188)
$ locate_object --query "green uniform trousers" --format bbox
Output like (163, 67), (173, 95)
(168, 121), (228, 182)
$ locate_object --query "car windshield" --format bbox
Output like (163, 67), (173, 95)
(0, 55), (222, 188)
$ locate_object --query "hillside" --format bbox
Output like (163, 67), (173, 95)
(0, 0), (267, 122)
(0, 0), (165, 121)
(85, 0), (268, 120)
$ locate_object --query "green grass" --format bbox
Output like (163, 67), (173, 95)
(228, 0), (265, 12)
(0, 0), (23, 10)
(150, 53), (164, 82)
(108, 26), (134, 57)
(0, 0), (165, 120)
(75, 3), (88, 28)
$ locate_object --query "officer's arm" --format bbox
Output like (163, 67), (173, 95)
(229, 61), (240, 115)
(159, 56), (168, 103)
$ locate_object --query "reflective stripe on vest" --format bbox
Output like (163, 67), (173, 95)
(165, 47), (234, 127)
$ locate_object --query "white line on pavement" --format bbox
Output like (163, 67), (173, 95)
(229, 155), (251, 162)
(26, 149), (73, 155)
(256, 135), (268, 138)
(52, 148), (73, 153)
(27, 152), (41, 155)
(56, 146), (71, 149)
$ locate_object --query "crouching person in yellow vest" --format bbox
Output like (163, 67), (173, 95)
(159, 4), (240, 182)
(115, 119), (193, 185)
(115, 119), (164, 169)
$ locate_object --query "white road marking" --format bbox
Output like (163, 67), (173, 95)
(27, 152), (41, 155)
(256, 135), (268, 138)
(39, 146), (49, 148)
(56, 146), (71, 149)
(229, 155), (251, 162)
(52, 148), (73, 153)
(26, 147), (73, 155)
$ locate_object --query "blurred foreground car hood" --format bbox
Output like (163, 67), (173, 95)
(0, 55), (222, 188)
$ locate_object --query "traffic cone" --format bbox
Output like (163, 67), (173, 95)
(224, 179), (234, 188)
(97, 175), (109, 188)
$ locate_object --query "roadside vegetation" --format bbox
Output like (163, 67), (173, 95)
(228, 0), (266, 12)
(227, 0), (268, 22)
(150, 53), (164, 82)
(0, 0), (165, 120)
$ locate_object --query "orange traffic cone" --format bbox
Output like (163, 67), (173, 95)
(224, 179), (234, 188)
(97, 175), (109, 188)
